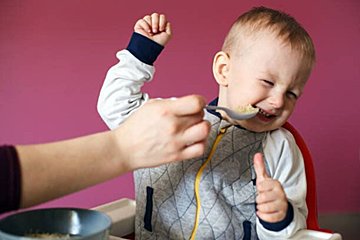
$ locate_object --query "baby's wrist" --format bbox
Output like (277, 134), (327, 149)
(259, 201), (294, 232)
(127, 32), (164, 65)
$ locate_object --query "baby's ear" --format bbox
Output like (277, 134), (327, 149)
(212, 51), (230, 86)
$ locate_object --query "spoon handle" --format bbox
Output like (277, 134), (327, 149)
(205, 105), (223, 111)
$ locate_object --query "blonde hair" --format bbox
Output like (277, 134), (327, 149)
(222, 6), (316, 70)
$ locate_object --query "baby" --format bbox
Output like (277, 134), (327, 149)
(98, 6), (315, 240)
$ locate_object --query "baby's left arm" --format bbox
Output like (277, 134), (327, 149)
(256, 128), (307, 239)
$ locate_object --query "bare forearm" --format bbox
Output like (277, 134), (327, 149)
(12, 95), (209, 210)
(16, 131), (126, 208)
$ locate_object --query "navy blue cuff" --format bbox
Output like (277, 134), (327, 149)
(126, 32), (164, 65)
(259, 201), (294, 232)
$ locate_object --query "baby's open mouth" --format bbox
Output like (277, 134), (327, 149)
(258, 108), (276, 118)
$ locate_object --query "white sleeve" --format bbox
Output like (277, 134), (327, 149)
(97, 50), (155, 130)
(256, 128), (308, 239)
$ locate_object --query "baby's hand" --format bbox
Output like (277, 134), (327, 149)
(254, 153), (288, 223)
(134, 13), (172, 46)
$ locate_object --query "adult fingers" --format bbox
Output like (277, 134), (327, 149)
(147, 97), (205, 130)
(178, 140), (207, 161)
(167, 95), (207, 116)
(181, 120), (210, 147)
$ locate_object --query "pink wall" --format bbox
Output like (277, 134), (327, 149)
(1, 0), (359, 214)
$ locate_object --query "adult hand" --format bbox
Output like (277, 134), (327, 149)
(254, 153), (288, 222)
(15, 95), (209, 209)
(113, 95), (210, 171)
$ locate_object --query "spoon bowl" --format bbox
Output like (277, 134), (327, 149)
(205, 105), (259, 120)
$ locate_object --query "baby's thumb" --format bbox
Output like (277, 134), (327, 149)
(254, 153), (269, 183)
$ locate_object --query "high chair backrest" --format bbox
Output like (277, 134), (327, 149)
(282, 122), (322, 231)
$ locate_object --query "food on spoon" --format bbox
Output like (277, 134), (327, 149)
(236, 104), (258, 114)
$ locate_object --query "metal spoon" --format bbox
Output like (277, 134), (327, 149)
(205, 105), (259, 120)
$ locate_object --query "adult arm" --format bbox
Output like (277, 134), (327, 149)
(1, 95), (210, 212)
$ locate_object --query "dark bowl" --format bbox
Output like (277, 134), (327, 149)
(0, 208), (111, 240)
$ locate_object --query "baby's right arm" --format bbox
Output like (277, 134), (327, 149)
(97, 13), (172, 129)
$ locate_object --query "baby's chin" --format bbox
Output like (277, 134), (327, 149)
(235, 120), (282, 133)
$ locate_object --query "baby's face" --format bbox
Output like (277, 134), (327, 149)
(218, 31), (309, 132)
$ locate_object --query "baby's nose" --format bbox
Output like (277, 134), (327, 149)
(269, 93), (285, 109)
